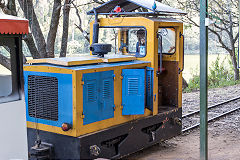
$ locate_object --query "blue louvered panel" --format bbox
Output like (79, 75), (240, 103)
(146, 67), (154, 111)
(122, 69), (145, 115)
(83, 71), (114, 125)
(83, 72), (99, 125)
(99, 70), (114, 120)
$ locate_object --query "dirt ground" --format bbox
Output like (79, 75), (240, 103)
(127, 85), (240, 160)
(127, 112), (240, 160)
(128, 123), (240, 160)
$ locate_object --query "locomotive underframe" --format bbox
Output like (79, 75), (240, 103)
(28, 107), (181, 159)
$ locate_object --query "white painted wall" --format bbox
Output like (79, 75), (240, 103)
(0, 74), (28, 159)
(0, 99), (28, 160)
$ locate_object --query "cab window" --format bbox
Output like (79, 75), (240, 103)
(98, 27), (147, 57)
(158, 28), (176, 55)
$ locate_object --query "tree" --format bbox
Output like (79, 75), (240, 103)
(0, 0), (72, 70)
(164, 0), (239, 80)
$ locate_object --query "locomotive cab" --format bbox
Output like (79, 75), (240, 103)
(24, 0), (186, 159)
(92, 18), (184, 115)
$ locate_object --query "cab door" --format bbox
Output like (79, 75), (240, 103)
(157, 26), (183, 109)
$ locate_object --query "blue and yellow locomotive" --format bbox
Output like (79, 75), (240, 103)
(24, 0), (186, 159)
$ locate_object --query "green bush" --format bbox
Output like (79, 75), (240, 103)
(184, 55), (240, 93)
(184, 66), (200, 92)
(208, 55), (232, 87)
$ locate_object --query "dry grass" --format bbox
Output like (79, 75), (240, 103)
(183, 54), (230, 82)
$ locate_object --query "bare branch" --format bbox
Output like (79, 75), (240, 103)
(208, 27), (232, 54)
(72, 1), (90, 43)
(234, 32), (239, 44)
(211, 0), (228, 13)
(74, 1), (95, 7)
(92, 0), (105, 4)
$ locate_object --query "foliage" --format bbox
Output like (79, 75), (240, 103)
(184, 66), (200, 92)
(208, 55), (234, 87)
(184, 55), (240, 92)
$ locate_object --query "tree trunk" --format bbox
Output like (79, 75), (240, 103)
(227, 7), (239, 80)
(60, 0), (71, 57)
(46, 0), (61, 58)
(230, 50), (239, 80)
(182, 77), (188, 90)
(18, 0), (47, 58)
(0, 53), (11, 70)
(0, 0), (16, 15)
(23, 34), (41, 59)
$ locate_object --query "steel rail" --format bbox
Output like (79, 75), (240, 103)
(182, 96), (240, 118)
(182, 105), (240, 133)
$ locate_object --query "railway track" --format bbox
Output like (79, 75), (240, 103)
(182, 96), (240, 132)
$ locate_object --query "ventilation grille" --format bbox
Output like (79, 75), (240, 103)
(147, 75), (151, 92)
(28, 75), (58, 121)
(128, 78), (139, 95)
(103, 80), (111, 98)
(87, 82), (97, 102)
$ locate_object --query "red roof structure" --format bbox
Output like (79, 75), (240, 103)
(0, 13), (29, 34)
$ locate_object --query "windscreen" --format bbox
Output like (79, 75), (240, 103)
(99, 27), (147, 57)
